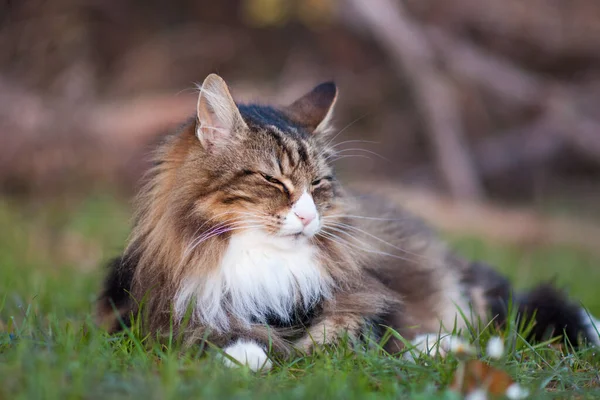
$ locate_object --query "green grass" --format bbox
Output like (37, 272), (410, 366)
(1, 194), (600, 399)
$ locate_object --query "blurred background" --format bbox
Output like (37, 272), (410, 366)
(1, 0), (599, 259)
(3, 4), (600, 393)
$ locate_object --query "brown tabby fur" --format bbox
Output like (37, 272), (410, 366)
(96, 74), (596, 360)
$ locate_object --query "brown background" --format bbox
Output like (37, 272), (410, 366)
(1, 0), (599, 236)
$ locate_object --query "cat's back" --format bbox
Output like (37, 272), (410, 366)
(343, 189), (438, 251)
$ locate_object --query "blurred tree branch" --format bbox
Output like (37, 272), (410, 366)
(426, 30), (600, 169)
(344, 0), (600, 194)
(345, 0), (484, 201)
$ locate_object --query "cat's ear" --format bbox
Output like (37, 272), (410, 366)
(196, 74), (247, 149)
(282, 82), (338, 134)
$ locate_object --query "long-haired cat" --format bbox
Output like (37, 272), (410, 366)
(96, 74), (600, 371)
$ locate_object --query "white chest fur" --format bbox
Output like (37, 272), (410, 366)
(174, 230), (331, 331)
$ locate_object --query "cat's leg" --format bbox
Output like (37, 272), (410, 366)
(297, 311), (464, 360)
(295, 277), (399, 352)
(295, 313), (365, 352)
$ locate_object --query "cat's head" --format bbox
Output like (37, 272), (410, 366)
(169, 74), (343, 243)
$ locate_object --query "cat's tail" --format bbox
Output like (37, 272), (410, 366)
(515, 283), (600, 347)
(466, 262), (600, 347)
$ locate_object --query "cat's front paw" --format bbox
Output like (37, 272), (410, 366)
(221, 340), (272, 371)
(295, 316), (362, 353)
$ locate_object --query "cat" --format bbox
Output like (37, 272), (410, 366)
(96, 73), (600, 371)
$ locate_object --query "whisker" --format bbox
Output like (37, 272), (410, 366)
(328, 139), (380, 150)
(192, 223), (263, 246)
(322, 225), (417, 263)
(324, 214), (407, 222)
(323, 221), (427, 261)
(180, 223), (264, 265)
(182, 217), (267, 261)
(187, 211), (271, 245)
(185, 211), (247, 242)
(317, 229), (413, 262)
(318, 114), (370, 158)
(328, 154), (373, 163)
(186, 215), (249, 248)
(176, 85), (201, 96)
(317, 230), (367, 252)
(189, 218), (265, 246)
(326, 148), (390, 163)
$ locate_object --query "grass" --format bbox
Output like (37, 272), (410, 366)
(1, 194), (600, 399)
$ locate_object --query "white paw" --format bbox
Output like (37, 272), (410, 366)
(221, 340), (273, 371)
(580, 308), (600, 346)
(403, 333), (465, 362)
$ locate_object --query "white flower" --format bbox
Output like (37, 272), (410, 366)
(445, 335), (475, 356)
(486, 336), (505, 359)
(505, 383), (530, 399)
(465, 389), (488, 400)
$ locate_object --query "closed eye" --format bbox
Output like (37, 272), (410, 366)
(259, 172), (289, 194)
(260, 173), (282, 185)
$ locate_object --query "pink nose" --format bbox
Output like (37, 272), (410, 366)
(295, 211), (316, 226)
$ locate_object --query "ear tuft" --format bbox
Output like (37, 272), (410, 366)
(196, 74), (247, 150)
(282, 82), (338, 134)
